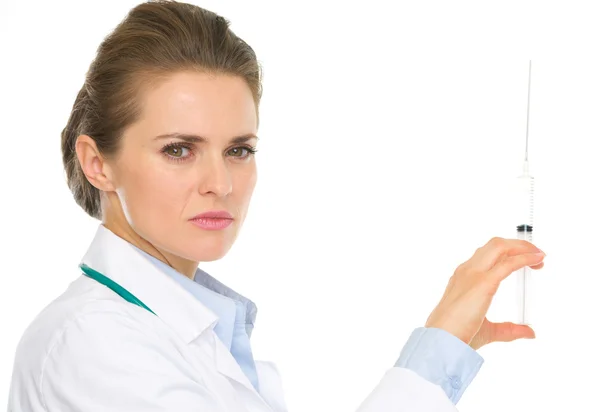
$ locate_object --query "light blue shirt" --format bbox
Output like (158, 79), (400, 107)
(137, 248), (483, 403)
(137, 249), (260, 392)
(396, 327), (484, 404)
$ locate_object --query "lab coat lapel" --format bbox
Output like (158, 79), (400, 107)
(85, 225), (275, 410)
(210, 333), (273, 409)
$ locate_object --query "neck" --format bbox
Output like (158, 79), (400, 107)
(101, 195), (198, 280)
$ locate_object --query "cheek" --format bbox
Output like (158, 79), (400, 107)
(233, 164), (257, 215)
(119, 160), (193, 223)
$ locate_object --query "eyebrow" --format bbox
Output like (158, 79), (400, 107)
(154, 133), (259, 144)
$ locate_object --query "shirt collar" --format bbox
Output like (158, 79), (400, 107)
(139, 249), (257, 347)
(80, 224), (221, 344)
(194, 267), (257, 338)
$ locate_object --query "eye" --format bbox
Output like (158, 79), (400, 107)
(227, 146), (257, 158)
(162, 143), (192, 160)
(166, 145), (189, 157)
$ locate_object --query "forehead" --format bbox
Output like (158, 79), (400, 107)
(134, 71), (257, 139)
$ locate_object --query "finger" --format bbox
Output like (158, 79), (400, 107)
(470, 237), (542, 271)
(490, 252), (546, 282)
(487, 321), (536, 343)
(530, 261), (545, 270)
(468, 237), (534, 271)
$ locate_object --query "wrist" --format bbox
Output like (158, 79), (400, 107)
(425, 319), (471, 345)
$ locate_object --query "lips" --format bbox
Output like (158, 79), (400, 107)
(189, 210), (233, 231)
(192, 210), (233, 220)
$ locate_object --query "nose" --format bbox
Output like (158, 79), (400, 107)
(197, 154), (232, 198)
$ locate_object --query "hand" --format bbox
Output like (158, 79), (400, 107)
(425, 237), (546, 350)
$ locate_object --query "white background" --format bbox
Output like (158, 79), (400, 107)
(1, 1), (599, 411)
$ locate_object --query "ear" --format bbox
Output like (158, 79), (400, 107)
(75, 135), (116, 192)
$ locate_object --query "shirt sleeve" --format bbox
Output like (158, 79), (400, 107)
(40, 309), (225, 412)
(394, 327), (484, 404)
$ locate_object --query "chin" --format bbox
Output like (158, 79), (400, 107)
(185, 238), (233, 262)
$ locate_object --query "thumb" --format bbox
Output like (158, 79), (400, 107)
(488, 321), (536, 343)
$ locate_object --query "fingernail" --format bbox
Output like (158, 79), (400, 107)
(535, 251), (546, 257)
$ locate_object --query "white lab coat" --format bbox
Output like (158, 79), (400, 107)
(8, 225), (458, 411)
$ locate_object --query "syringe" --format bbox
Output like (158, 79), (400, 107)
(515, 61), (535, 325)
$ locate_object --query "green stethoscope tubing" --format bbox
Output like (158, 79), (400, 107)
(79, 263), (156, 316)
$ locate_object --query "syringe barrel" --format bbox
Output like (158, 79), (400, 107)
(515, 172), (534, 325)
(515, 173), (534, 233)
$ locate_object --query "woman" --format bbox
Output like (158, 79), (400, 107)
(7, 1), (545, 411)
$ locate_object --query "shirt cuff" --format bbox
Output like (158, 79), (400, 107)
(394, 327), (484, 404)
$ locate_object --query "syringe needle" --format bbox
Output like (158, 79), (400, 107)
(525, 60), (532, 162)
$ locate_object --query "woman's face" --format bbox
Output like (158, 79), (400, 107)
(108, 71), (258, 262)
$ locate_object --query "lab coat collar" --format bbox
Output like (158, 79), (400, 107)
(80, 224), (219, 344)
